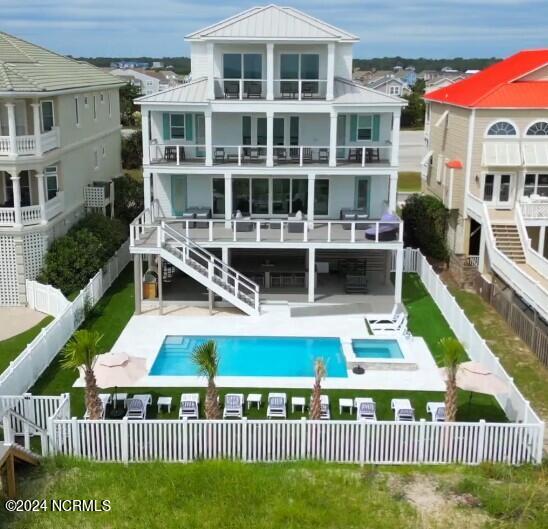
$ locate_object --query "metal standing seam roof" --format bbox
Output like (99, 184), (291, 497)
(333, 78), (407, 105)
(185, 4), (358, 41)
(0, 31), (124, 93)
(135, 78), (209, 104)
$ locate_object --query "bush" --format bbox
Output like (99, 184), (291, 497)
(38, 214), (127, 295)
(121, 131), (142, 170)
(114, 174), (144, 225)
(401, 194), (450, 261)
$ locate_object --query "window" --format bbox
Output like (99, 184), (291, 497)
(74, 97), (80, 126)
(40, 101), (54, 132)
(291, 179), (308, 213)
(300, 54), (319, 80)
(243, 54), (262, 79)
(170, 114), (185, 139)
(486, 121), (517, 136)
(314, 179), (329, 215)
(389, 85), (401, 96)
(526, 121), (548, 136)
(44, 166), (58, 200)
(223, 54), (241, 79)
(251, 179), (269, 214)
(242, 116), (251, 145)
(280, 54), (319, 79)
(93, 95), (97, 120)
(356, 178), (368, 210)
(280, 54), (299, 79)
(212, 178), (225, 215)
(524, 173), (548, 197)
(357, 115), (372, 141)
(273, 179), (290, 214)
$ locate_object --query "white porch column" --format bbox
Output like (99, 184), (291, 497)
(478, 227), (486, 274)
(388, 172), (398, 212)
(134, 254), (142, 315)
(205, 110), (213, 166)
(266, 43), (274, 100)
(329, 112), (337, 167)
(326, 43), (335, 100)
(394, 248), (403, 304)
(266, 111), (274, 167)
(224, 172), (232, 227)
(31, 103), (42, 156)
(158, 255), (163, 315)
(307, 173), (315, 229)
(11, 174), (22, 227)
(141, 109), (150, 164)
(207, 42), (215, 100)
(390, 110), (401, 166)
(6, 103), (17, 158)
(35, 172), (47, 224)
(143, 172), (152, 215)
(308, 248), (316, 303)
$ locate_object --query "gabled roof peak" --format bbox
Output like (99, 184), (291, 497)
(186, 4), (358, 42)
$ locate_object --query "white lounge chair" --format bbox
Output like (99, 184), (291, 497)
(267, 393), (287, 419)
(179, 393), (200, 419)
(319, 395), (330, 420)
(223, 393), (244, 419)
(125, 398), (146, 420)
(355, 397), (377, 421)
(132, 394), (153, 407)
(368, 312), (407, 335)
(391, 398), (415, 422)
(426, 402), (446, 422)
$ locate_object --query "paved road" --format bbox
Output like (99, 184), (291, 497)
(399, 130), (426, 172)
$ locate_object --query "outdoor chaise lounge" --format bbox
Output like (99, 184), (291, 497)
(365, 212), (400, 241)
(391, 398), (415, 422)
(287, 211), (305, 233)
(125, 399), (146, 420)
(267, 393), (287, 419)
(355, 397), (377, 421)
(319, 395), (330, 420)
(179, 393), (200, 419)
(223, 393), (244, 419)
(426, 402), (446, 422)
(368, 311), (407, 335)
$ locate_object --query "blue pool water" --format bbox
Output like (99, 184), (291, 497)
(352, 339), (404, 359)
(150, 335), (349, 378)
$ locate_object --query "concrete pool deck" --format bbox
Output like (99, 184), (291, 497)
(75, 305), (445, 391)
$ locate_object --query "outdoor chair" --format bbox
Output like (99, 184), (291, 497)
(164, 146), (177, 161)
(247, 148), (260, 163)
(125, 399), (146, 420)
(214, 147), (226, 163)
(319, 148), (329, 163)
(245, 81), (262, 98)
(368, 312), (407, 335)
(318, 395), (330, 420)
(223, 394), (244, 419)
(426, 402), (446, 422)
(355, 398), (377, 422)
(392, 398), (415, 422)
(365, 212), (400, 241)
(280, 81), (298, 98)
(366, 147), (380, 163)
(179, 394), (200, 419)
(302, 148), (313, 163)
(267, 393), (287, 418)
(348, 148), (362, 163)
(224, 81), (239, 99)
(276, 148), (288, 163)
(302, 81), (317, 98)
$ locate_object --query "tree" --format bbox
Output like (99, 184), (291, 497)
(119, 83), (141, 127)
(113, 173), (144, 225)
(440, 337), (464, 422)
(121, 131), (143, 170)
(309, 358), (327, 420)
(192, 340), (221, 419)
(401, 79), (426, 129)
(62, 330), (103, 420)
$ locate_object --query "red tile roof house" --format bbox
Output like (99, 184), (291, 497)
(422, 50), (548, 322)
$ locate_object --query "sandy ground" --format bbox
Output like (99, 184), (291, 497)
(0, 307), (47, 340)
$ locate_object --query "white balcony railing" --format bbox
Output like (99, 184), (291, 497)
(214, 78), (267, 99)
(0, 192), (64, 227)
(274, 79), (328, 99)
(0, 128), (60, 156)
(519, 199), (548, 219)
(149, 144), (206, 165)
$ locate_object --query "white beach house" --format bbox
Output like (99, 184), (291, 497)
(131, 5), (407, 315)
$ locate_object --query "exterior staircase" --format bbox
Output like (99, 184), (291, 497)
(491, 224), (526, 264)
(159, 223), (260, 316)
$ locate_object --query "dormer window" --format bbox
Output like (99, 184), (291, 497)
(526, 121), (548, 136)
(486, 121), (517, 136)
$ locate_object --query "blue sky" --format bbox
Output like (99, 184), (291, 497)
(1, 0), (547, 58)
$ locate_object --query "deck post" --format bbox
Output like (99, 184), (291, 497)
(307, 248), (316, 303)
(266, 111), (274, 167)
(389, 171), (398, 211)
(224, 172), (232, 228)
(307, 173), (315, 229)
(329, 112), (337, 167)
(266, 43), (274, 100)
(205, 110), (213, 166)
(390, 109), (400, 167)
(394, 247), (403, 304)
(134, 254), (142, 315)
(158, 255), (163, 315)
(143, 172), (151, 212)
(208, 289), (214, 314)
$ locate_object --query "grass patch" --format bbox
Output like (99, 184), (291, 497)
(398, 171), (421, 192)
(0, 316), (53, 374)
(123, 168), (143, 181)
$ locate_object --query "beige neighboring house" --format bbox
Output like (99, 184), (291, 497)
(0, 32), (124, 305)
(423, 49), (548, 321)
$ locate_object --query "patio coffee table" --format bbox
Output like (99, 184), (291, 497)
(247, 393), (262, 410)
(157, 396), (172, 413)
(339, 398), (354, 414)
(291, 396), (306, 413)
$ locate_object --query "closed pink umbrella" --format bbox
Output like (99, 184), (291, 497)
(93, 352), (148, 389)
(440, 361), (507, 395)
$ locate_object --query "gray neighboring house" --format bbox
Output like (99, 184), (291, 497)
(0, 32), (124, 305)
(368, 75), (411, 97)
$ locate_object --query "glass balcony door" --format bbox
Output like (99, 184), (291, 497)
(483, 173), (513, 208)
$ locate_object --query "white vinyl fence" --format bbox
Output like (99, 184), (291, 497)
(0, 241), (130, 396)
(400, 248), (543, 427)
(50, 416), (543, 465)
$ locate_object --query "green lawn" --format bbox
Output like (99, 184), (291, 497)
(30, 268), (505, 422)
(398, 171), (421, 192)
(0, 315), (53, 374)
(2, 458), (546, 529)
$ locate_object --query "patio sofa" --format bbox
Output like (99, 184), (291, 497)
(233, 210), (255, 232)
(183, 207), (212, 228)
(365, 212), (400, 241)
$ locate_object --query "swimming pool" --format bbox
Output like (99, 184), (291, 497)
(351, 339), (404, 359)
(150, 335), (349, 378)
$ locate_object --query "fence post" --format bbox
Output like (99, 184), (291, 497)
(534, 423), (545, 464)
(418, 419), (426, 463)
(47, 416), (55, 455)
(2, 414), (13, 445)
(477, 420), (486, 464)
(300, 417), (307, 459)
(241, 417), (248, 462)
(359, 420), (366, 465)
(121, 417), (129, 464)
(182, 417), (188, 463)
(23, 392), (34, 424)
(71, 417), (80, 457)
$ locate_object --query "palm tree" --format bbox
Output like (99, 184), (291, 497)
(192, 339), (221, 419)
(62, 330), (103, 420)
(439, 337), (463, 422)
(309, 358), (327, 420)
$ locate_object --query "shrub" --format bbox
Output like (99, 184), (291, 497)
(401, 194), (449, 261)
(38, 214), (127, 296)
(113, 174), (144, 225)
(121, 131), (142, 170)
